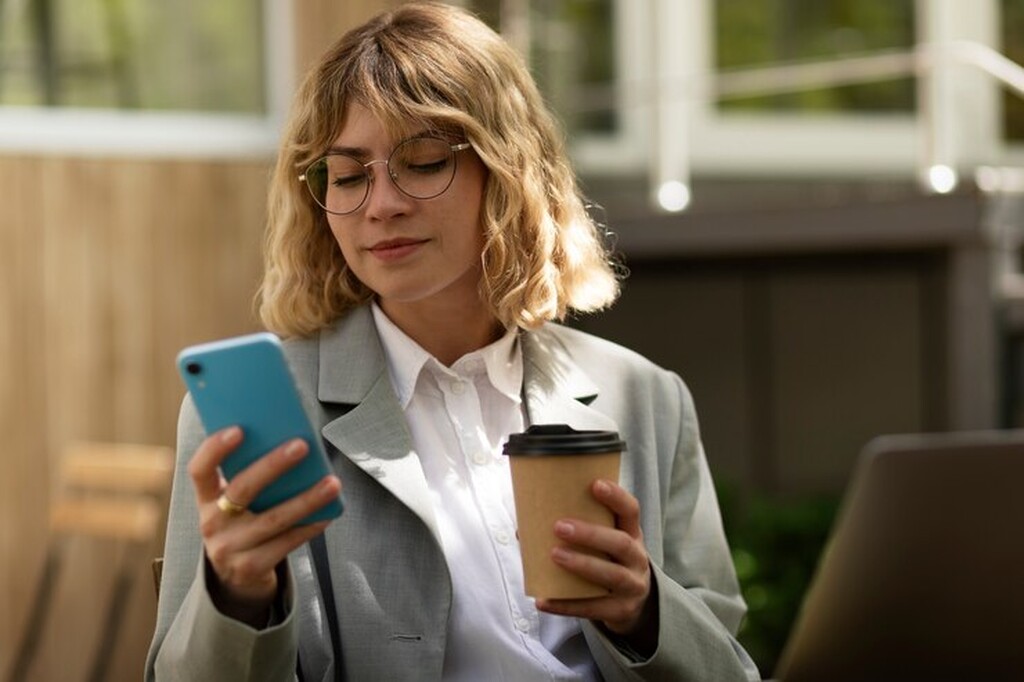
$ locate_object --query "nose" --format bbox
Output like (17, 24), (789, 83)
(362, 160), (412, 220)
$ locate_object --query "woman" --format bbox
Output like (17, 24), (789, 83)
(147, 3), (759, 681)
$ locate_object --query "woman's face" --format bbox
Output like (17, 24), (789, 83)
(324, 103), (489, 316)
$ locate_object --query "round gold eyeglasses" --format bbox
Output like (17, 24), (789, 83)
(300, 136), (472, 215)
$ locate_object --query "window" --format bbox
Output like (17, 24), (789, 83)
(468, 0), (643, 174)
(528, 0), (617, 134)
(472, 1), (1024, 187)
(468, 0), (619, 135)
(0, 0), (291, 157)
(0, 0), (265, 112)
(714, 0), (916, 114)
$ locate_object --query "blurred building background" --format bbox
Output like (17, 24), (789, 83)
(0, 0), (1021, 679)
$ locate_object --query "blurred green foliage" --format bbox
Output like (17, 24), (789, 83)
(471, 0), (616, 134)
(0, 0), (264, 112)
(715, 0), (916, 113)
(1002, 0), (1024, 141)
(718, 483), (841, 677)
(530, 0), (616, 134)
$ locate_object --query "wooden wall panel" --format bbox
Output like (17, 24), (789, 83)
(771, 266), (927, 493)
(292, 0), (407, 77)
(0, 156), (50, 679)
(0, 155), (271, 681)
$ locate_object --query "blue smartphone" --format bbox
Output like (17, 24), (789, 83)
(177, 332), (343, 524)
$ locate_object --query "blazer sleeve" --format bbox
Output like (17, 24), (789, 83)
(144, 397), (300, 682)
(582, 373), (761, 682)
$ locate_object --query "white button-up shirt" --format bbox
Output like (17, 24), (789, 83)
(372, 304), (599, 681)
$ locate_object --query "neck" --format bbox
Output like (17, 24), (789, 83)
(378, 296), (503, 367)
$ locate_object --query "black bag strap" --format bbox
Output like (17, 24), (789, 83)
(312, 532), (345, 681)
(297, 382), (349, 682)
(296, 533), (343, 681)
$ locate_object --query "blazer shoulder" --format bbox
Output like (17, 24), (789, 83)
(280, 332), (319, 363)
(536, 323), (694, 413)
(278, 332), (324, 409)
(539, 323), (671, 378)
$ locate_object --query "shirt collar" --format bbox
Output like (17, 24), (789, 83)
(460, 323), (522, 406)
(371, 302), (523, 409)
(371, 303), (432, 409)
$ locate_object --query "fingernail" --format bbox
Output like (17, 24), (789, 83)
(595, 480), (611, 495)
(221, 426), (241, 443)
(552, 547), (572, 563)
(554, 521), (574, 538)
(284, 439), (306, 459)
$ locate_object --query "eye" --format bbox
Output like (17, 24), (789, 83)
(330, 173), (367, 188)
(393, 137), (454, 175)
(322, 155), (367, 189)
(405, 157), (449, 174)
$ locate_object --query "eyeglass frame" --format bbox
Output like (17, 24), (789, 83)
(298, 137), (473, 215)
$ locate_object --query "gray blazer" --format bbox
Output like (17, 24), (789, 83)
(146, 306), (759, 681)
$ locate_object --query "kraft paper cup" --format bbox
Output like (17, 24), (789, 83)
(503, 424), (626, 599)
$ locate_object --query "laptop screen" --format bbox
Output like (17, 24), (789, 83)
(775, 430), (1024, 682)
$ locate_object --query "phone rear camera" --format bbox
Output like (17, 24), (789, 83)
(186, 362), (202, 375)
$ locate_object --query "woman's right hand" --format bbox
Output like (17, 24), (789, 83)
(187, 425), (343, 627)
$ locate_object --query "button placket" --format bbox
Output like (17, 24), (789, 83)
(439, 364), (545, 650)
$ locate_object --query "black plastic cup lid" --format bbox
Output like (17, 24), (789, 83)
(502, 424), (626, 456)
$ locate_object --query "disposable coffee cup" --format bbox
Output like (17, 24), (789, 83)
(503, 424), (626, 599)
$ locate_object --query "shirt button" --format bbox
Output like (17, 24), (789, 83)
(450, 380), (466, 395)
(471, 451), (489, 465)
(495, 530), (511, 545)
(515, 618), (530, 633)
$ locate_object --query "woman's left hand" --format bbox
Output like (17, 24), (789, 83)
(534, 479), (655, 638)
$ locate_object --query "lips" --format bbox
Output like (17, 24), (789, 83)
(367, 237), (429, 261)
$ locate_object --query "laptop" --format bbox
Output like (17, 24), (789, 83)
(774, 430), (1024, 682)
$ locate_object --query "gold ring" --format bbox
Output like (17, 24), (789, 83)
(216, 493), (247, 516)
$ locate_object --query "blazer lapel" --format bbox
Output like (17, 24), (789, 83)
(316, 306), (442, 545)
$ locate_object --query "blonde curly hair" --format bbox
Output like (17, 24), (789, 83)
(258, 1), (620, 338)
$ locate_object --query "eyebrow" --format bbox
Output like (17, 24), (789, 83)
(325, 130), (442, 157)
(325, 144), (371, 157)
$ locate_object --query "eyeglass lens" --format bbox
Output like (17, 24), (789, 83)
(303, 137), (459, 215)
